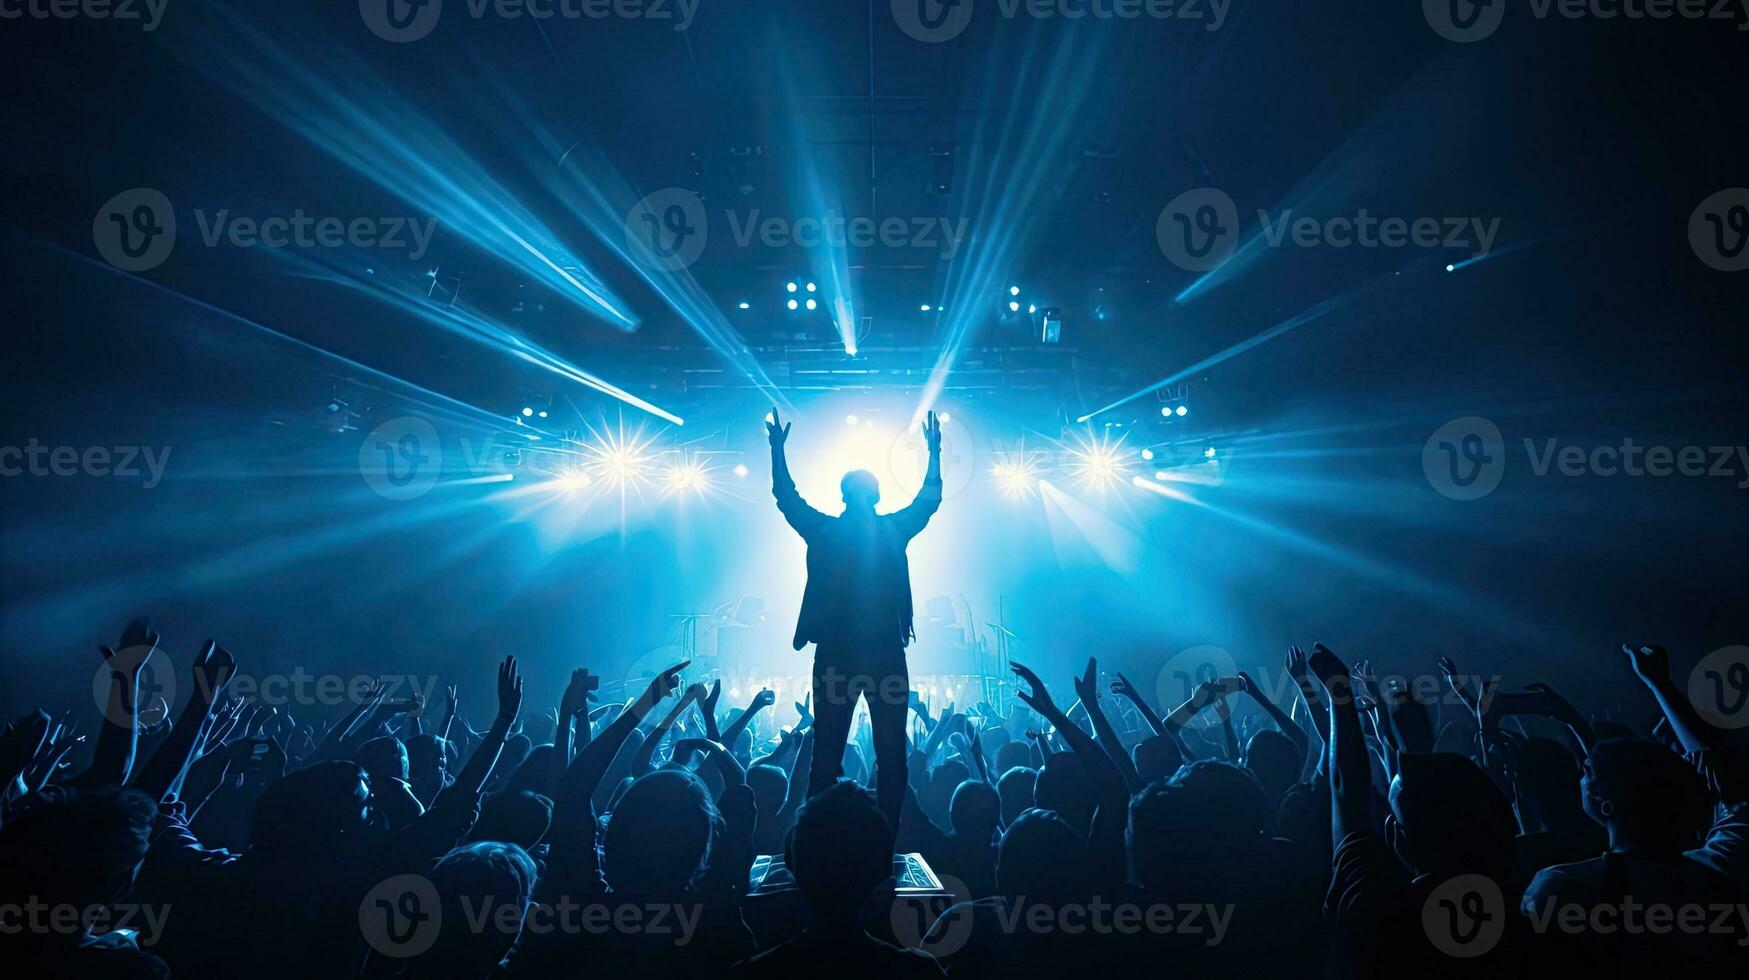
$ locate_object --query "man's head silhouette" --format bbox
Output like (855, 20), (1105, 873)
(841, 469), (881, 511)
(788, 779), (892, 922)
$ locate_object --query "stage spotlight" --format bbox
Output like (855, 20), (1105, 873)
(787, 299), (799, 311)
(667, 462), (702, 490)
(846, 415), (860, 426)
(990, 453), (1041, 500)
(733, 463), (749, 478)
(1445, 264), (1456, 272)
(1008, 301), (1021, 312)
(938, 413), (951, 423)
(1009, 286), (1021, 296)
(538, 410), (549, 419)
(920, 304), (932, 312)
(737, 301), (751, 310)
(1028, 304), (1038, 314)
(522, 407), (534, 417)
(764, 412), (775, 424)
(605, 449), (641, 480)
(1160, 406), (1173, 418)
(1204, 447), (1217, 459)
(1176, 405), (1189, 417)
(787, 281), (798, 293)
(806, 282), (818, 293)
(556, 467), (593, 492)
(1067, 430), (1131, 491)
(1141, 448), (1155, 461)
(805, 298), (818, 311)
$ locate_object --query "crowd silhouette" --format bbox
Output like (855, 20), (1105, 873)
(1, 617), (1745, 978)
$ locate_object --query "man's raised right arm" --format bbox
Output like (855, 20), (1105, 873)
(768, 407), (827, 538)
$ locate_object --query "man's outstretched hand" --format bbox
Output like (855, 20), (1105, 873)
(1306, 643), (1349, 686)
(1011, 662), (1061, 719)
(495, 656), (524, 724)
(100, 616), (161, 680)
(560, 668), (598, 719)
(921, 411), (942, 453)
(766, 407), (791, 449)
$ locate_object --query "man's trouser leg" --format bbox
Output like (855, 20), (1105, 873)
(807, 645), (856, 798)
(867, 645), (910, 833)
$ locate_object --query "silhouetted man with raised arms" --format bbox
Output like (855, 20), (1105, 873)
(768, 408), (944, 830)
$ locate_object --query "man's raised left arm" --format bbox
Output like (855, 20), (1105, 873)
(893, 411), (944, 538)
